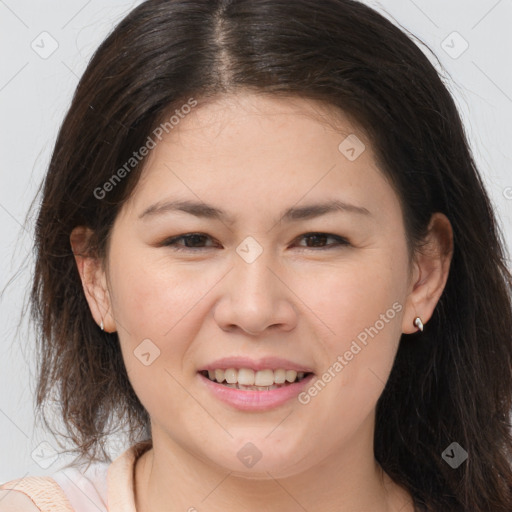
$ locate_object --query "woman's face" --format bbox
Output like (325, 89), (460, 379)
(101, 93), (419, 477)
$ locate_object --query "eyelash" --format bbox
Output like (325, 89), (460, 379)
(160, 232), (350, 252)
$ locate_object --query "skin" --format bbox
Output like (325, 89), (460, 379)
(71, 92), (453, 512)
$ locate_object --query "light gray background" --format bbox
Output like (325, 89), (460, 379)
(1, 0), (511, 481)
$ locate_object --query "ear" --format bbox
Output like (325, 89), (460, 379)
(70, 226), (116, 333)
(402, 212), (454, 334)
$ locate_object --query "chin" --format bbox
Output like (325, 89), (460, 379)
(205, 443), (309, 480)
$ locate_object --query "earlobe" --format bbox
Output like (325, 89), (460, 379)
(401, 213), (454, 335)
(70, 226), (116, 332)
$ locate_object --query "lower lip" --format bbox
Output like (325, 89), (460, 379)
(197, 372), (315, 411)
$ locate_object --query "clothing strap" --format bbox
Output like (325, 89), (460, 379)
(106, 440), (152, 512)
(0, 476), (74, 512)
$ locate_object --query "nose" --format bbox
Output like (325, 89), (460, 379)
(213, 248), (298, 336)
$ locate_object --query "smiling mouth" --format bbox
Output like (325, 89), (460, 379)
(198, 369), (314, 391)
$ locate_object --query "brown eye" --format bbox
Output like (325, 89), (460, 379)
(159, 232), (349, 253)
(161, 233), (218, 251)
(294, 232), (349, 250)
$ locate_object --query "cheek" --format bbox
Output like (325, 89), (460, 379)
(306, 254), (404, 339)
(107, 252), (219, 392)
(107, 258), (205, 414)
(108, 254), (200, 335)
(291, 263), (405, 456)
(304, 251), (406, 392)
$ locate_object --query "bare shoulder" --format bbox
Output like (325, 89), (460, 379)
(0, 489), (41, 511)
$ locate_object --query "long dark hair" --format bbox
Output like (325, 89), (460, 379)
(30, 1), (512, 510)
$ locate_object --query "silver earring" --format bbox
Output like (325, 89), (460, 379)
(414, 317), (424, 332)
(100, 319), (104, 331)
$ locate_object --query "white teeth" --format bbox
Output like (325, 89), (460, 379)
(224, 368), (237, 384)
(274, 369), (286, 384)
(286, 370), (298, 383)
(203, 368), (309, 386)
(254, 369), (274, 387)
(237, 368), (255, 386)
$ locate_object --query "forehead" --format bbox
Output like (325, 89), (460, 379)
(167, 92), (362, 145)
(119, 92), (398, 225)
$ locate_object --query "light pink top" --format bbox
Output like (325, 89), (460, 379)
(0, 440), (152, 512)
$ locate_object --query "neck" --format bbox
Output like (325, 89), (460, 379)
(134, 417), (413, 512)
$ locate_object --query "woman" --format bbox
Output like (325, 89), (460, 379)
(1, 0), (511, 511)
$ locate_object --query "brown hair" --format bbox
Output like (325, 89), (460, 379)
(29, 1), (512, 510)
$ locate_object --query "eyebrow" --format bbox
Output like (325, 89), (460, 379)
(138, 198), (371, 224)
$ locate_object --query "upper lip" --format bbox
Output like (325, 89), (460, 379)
(199, 356), (314, 373)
